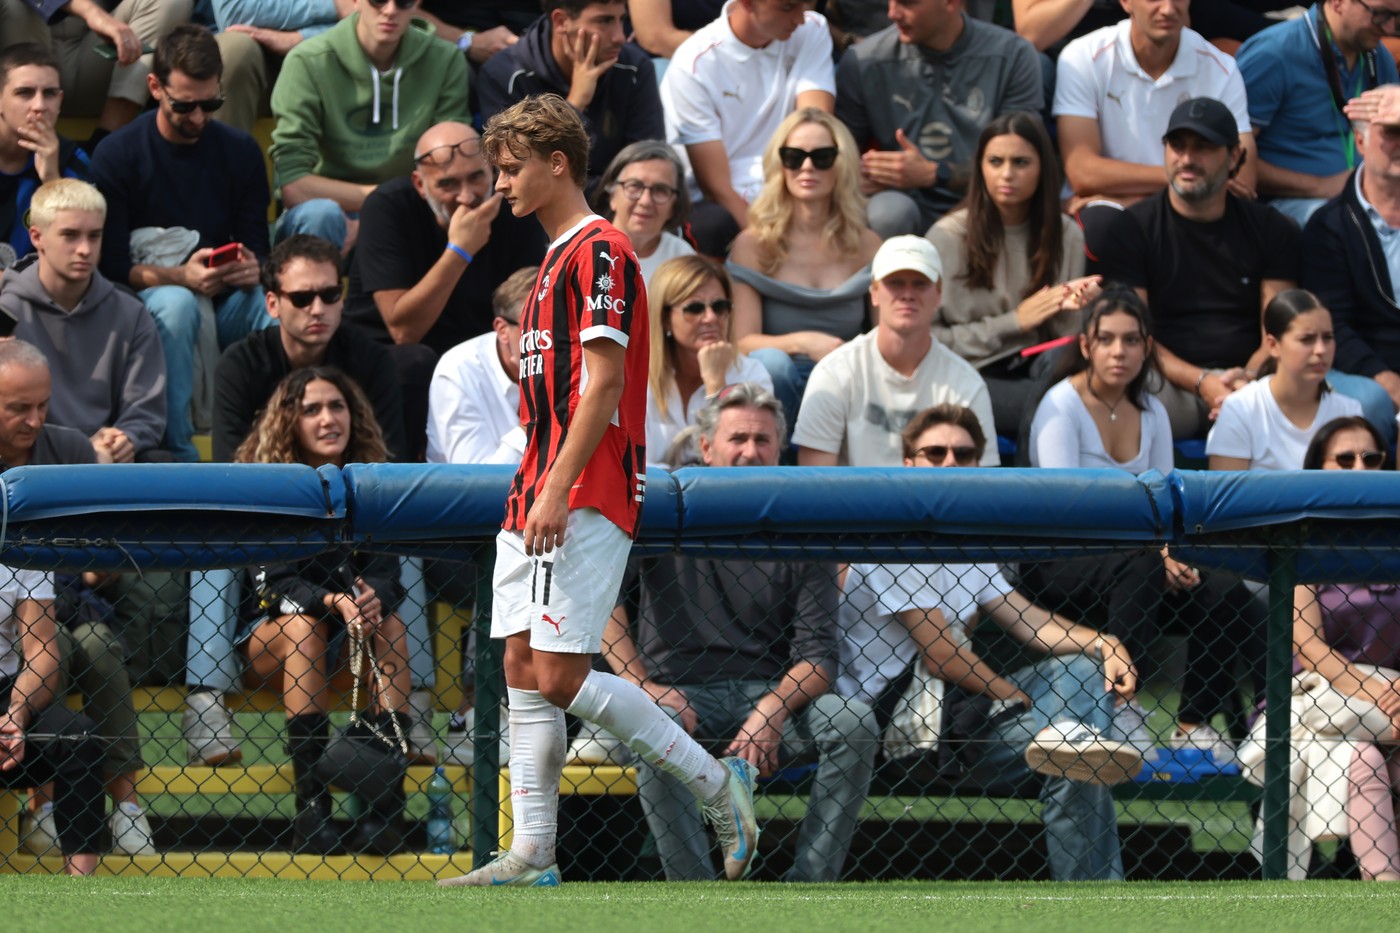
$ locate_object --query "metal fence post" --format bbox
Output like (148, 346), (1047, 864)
(470, 541), (503, 865)
(1261, 535), (1298, 880)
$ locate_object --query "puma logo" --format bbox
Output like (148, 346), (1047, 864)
(542, 613), (565, 635)
(722, 89), (741, 101)
(598, 251), (619, 269)
(892, 93), (914, 112)
(1106, 91), (1124, 108)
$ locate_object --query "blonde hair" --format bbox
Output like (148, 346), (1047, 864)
(29, 178), (106, 229)
(747, 109), (867, 276)
(647, 255), (733, 421)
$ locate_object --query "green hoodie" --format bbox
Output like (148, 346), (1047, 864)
(270, 14), (469, 191)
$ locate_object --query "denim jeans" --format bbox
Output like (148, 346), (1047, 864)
(275, 198), (348, 249)
(140, 285), (273, 461)
(1327, 370), (1397, 448)
(747, 348), (816, 434)
(637, 680), (878, 882)
(962, 653), (1125, 881)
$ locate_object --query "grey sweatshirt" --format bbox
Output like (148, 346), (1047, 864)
(0, 257), (167, 454)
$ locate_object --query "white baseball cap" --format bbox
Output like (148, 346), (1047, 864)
(871, 235), (942, 284)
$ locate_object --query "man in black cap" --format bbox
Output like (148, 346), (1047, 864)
(1094, 96), (1301, 439)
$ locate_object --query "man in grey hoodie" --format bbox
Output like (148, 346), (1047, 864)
(0, 178), (166, 462)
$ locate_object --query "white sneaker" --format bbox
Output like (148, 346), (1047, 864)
(407, 689), (439, 766)
(1170, 723), (1237, 768)
(437, 851), (560, 887)
(1107, 701), (1156, 756)
(109, 801), (156, 856)
(442, 721), (475, 770)
(1025, 720), (1144, 785)
(182, 691), (242, 767)
(20, 802), (58, 856)
(567, 719), (632, 766)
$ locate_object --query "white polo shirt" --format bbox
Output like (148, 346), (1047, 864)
(661, 0), (835, 202)
(1053, 21), (1250, 169)
(425, 331), (525, 466)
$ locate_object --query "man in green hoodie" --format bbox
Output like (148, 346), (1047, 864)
(269, 0), (469, 252)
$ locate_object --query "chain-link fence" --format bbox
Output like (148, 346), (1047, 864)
(0, 463), (1396, 882)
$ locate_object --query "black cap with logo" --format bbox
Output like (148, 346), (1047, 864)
(1162, 97), (1240, 148)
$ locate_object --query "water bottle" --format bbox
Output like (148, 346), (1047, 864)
(425, 766), (456, 855)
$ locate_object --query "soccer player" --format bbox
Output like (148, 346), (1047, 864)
(438, 93), (760, 888)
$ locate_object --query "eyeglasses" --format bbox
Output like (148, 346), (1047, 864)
(678, 298), (732, 317)
(366, 0), (419, 10)
(1331, 449), (1386, 470)
(912, 444), (978, 466)
(1355, 0), (1400, 31)
(278, 285), (344, 308)
(778, 146), (838, 171)
(414, 138), (482, 166)
(161, 85), (224, 114)
(609, 179), (678, 205)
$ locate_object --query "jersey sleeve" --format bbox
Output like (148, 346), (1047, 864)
(577, 234), (643, 347)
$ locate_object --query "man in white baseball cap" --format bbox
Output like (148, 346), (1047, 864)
(793, 235), (999, 467)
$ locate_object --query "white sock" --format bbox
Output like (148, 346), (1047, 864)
(505, 687), (565, 868)
(566, 670), (728, 801)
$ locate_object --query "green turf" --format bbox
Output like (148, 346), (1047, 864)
(6, 877), (1400, 932)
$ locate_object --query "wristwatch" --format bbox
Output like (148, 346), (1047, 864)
(457, 31), (475, 55)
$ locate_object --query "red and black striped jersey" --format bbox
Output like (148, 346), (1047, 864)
(503, 216), (649, 538)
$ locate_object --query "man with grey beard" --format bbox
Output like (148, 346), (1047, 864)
(1093, 97), (1301, 440)
(345, 121), (547, 453)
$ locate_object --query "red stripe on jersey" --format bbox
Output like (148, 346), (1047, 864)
(504, 218), (649, 539)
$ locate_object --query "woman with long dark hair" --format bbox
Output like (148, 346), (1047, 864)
(236, 367), (411, 856)
(1025, 289), (1266, 766)
(928, 111), (1101, 437)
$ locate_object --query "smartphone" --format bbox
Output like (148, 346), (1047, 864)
(206, 243), (242, 269)
(92, 42), (154, 61)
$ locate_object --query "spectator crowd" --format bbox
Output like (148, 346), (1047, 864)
(3, 0), (1400, 883)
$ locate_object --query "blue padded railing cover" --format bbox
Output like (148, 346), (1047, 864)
(0, 464), (345, 570)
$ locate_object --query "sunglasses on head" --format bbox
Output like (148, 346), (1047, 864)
(913, 444), (978, 466)
(278, 285), (344, 308)
(678, 298), (732, 317)
(366, 0), (418, 9)
(778, 146), (838, 171)
(414, 138), (482, 166)
(162, 89), (224, 114)
(1332, 449), (1386, 469)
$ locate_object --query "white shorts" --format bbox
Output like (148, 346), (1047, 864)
(490, 507), (632, 654)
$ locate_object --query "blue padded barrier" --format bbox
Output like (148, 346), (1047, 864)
(340, 463), (684, 560)
(1170, 470), (1400, 582)
(0, 463), (344, 570)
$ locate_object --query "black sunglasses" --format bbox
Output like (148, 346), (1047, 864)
(278, 285), (344, 308)
(1332, 450), (1386, 469)
(913, 444), (978, 466)
(162, 88), (224, 114)
(366, 0), (418, 9)
(778, 146), (838, 171)
(678, 298), (732, 317)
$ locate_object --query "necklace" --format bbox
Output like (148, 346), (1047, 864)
(1084, 374), (1124, 423)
